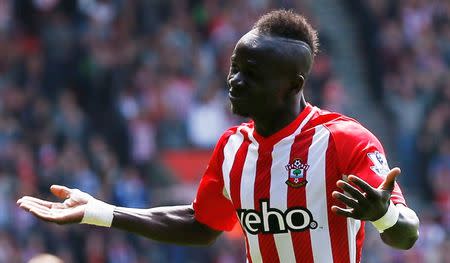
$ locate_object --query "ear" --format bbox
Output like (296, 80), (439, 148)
(290, 74), (305, 95)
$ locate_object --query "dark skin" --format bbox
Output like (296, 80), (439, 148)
(17, 29), (419, 249)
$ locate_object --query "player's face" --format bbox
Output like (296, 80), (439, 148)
(227, 31), (296, 119)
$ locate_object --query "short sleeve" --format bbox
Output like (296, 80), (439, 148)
(329, 121), (406, 205)
(193, 131), (238, 231)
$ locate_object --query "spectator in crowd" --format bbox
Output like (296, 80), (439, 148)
(358, 0), (450, 261)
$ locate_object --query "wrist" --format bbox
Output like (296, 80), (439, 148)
(80, 198), (115, 227)
(371, 200), (399, 233)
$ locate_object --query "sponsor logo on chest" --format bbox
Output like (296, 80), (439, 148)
(238, 200), (317, 234)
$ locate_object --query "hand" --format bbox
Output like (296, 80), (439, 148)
(331, 167), (401, 221)
(17, 185), (93, 224)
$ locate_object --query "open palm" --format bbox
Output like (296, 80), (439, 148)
(17, 185), (92, 224)
(331, 167), (401, 221)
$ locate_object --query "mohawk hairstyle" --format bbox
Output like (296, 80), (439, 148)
(253, 9), (319, 57)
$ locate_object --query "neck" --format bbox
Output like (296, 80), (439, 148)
(253, 96), (307, 137)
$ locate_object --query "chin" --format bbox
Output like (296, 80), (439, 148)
(230, 104), (250, 118)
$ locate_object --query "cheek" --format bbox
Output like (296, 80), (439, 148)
(255, 90), (283, 110)
(266, 85), (285, 102)
(268, 89), (290, 109)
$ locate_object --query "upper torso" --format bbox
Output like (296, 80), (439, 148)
(193, 104), (405, 263)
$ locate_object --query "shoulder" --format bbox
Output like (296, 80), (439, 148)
(310, 108), (381, 146)
(307, 108), (385, 165)
(311, 109), (388, 174)
(216, 121), (253, 148)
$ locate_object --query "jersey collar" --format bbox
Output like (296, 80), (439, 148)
(252, 103), (315, 146)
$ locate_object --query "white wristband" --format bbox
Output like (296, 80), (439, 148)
(80, 198), (115, 227)
(371, 200), (399, 233)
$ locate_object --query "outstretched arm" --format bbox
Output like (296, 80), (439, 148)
(17, 185), (221, 246)
(112, 205), (221, 245)
(331, 168), (420, 250)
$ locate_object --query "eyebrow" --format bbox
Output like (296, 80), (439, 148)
(230, 56), (259, 67)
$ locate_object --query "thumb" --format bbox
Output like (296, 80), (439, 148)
(50, 185), (72, 199)
(379, 167), (401, 192)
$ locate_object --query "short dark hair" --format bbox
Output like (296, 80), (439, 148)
(253, 9), (319, 57)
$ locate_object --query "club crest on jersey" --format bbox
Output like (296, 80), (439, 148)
(285, 158), (309, 188)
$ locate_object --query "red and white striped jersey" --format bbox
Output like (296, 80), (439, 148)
(193, 104), (406, 263)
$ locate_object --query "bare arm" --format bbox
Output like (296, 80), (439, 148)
(379, 204), (419, 249)
(17, 186), (221, 246)
(331, 168), (419, 250)
(112, 205), (222, 245)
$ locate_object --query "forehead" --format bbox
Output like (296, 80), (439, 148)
(232, 31), (282, 62)
(231, 30), (312, 75)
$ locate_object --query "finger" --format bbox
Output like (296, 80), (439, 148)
(332, 191), (360, 209)
(336, 180), (366, 202)
(50, 185), (72, 199)
(24, 203), (69, 223)
(50, 203), (67, 209)
(18, 200), (75, 224)
(28, 206), (58, 222)
(19, 199), (51, 213)
(17, 196), (55, 208)
(379, 167), (401, 192)
(347, 175), (377, 198)
(29, 205), (51, 217)
(17, 201), (32, 212)
(19, 203), (50, 219)
(331, 206), (358, 219)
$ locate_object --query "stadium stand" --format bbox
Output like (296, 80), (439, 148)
(0, 0), (447, 262)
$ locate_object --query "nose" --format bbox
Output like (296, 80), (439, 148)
(228, 72), (244, 88)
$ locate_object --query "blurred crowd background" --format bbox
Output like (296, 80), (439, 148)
(0, 0), (448, 262)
